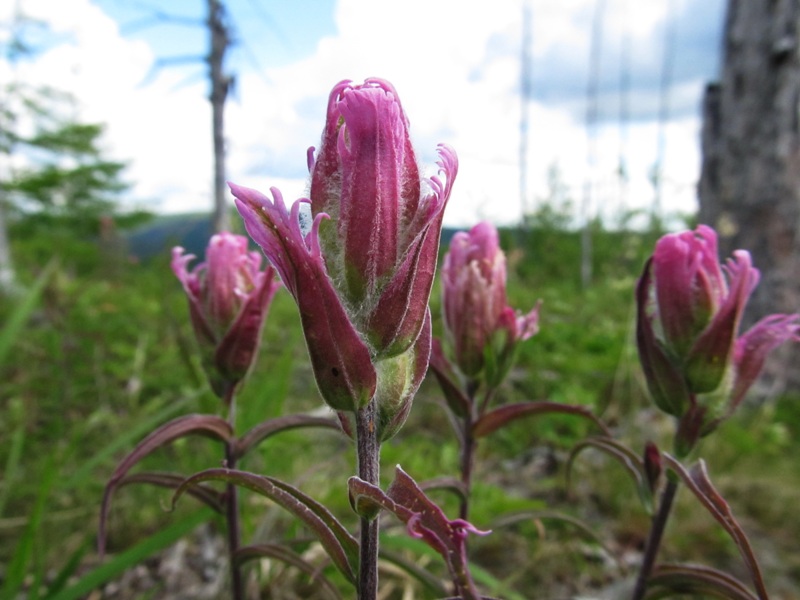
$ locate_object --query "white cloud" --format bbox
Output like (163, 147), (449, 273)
(5, 0), (714, 228)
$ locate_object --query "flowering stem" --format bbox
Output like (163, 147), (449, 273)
(459, 413), (475, 521)
(355, 398), (381, 600)
(459, 383), (481, 521)
(631, 477), (679, 600)
(224, 388), (244, 600)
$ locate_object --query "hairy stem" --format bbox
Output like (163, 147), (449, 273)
(459, 382), (480, 521)
(355, 398), (381, 600)
(224, 389), (244, 600)
(459, 414), (475, 521)
(631, 477), (679, 600)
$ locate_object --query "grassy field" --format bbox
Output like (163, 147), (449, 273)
(2, 220), (800, 599)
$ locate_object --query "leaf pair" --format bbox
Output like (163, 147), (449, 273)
(99, 412), (340, 555)
(569, 437), (769, 599)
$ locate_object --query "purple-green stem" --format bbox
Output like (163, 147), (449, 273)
(224, 387), (244, 600)
(356, 398), (381, 600)
(459, 412), (475, 521)
(459, 382), (486, 521)
(630, 477), (679, 600)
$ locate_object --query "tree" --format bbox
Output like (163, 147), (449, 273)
(698, 0), (800, 392)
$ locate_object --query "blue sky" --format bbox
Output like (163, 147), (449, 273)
(2, 0), (727, 228)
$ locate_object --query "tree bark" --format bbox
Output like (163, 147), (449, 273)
(699, 0), (800, 393)
(208, 0), (232, 233)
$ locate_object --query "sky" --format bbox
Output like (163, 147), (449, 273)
(1, 0), (727, 228)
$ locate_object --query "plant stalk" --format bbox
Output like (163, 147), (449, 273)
(355, 398), (381, 600)
(631, 477), (679, 600)
(224, 389), (244, 600)
(459, 413), (475, 521)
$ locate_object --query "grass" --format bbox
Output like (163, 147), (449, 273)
(2, 221), (799, 598)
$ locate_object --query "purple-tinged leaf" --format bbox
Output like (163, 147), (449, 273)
(472, 401), (611, 439)
(429, 338), (472, 418)
(118, 472), (225, 514)
(349, 466), (489, 600)
(646, 563), (759, 600)
(663, 455), (769, 600)
(567, 437), (654, 515)
(171, 468), (358, 584)
(235, 544), (342, 600)
(235, 413), (342, 459)
(99, 414), (233, 555)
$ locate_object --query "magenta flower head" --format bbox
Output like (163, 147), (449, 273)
(441, 221), (541, 387)
(636, 224), (799, 454)
(231, 79), (457, 438)
(172, 233), (280, 401)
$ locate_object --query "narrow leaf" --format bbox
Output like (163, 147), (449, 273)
(171, 468), (357, 584)
(235, 413), (341, 459)
(41, 540), (88, 599)
(1, 456), (55, 599)
(566, 436), (653, 513)
(663, 455), (769, 600)
(472, 401), (611, 438)
(50, 509), (213, 600)
(118, 472), (226, 513)
(419, 477), (469, 505)
(64, 393), (196, 489)
(646, 563), (759, 600)
(98, 414), (232, 554)
(378, 546), (448, 597)
(492, 509), (624, 572)
(0, 259), (57, 366)
(429, 339), (472, 418)
(235, 544), (342, 600)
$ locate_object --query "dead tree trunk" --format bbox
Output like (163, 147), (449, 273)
(208, 0), (232, 233)
(699, 0), (800, 393)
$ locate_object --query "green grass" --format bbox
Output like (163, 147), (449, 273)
(1, 222), (799, 598)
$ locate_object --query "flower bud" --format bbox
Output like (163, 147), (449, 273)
(636, 225), (799, 450)
(172, 233), (280, 400)
(232, 79), (457, 428)
(441, 221), (540, 386)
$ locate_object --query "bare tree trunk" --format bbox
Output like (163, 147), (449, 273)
(699, 0), (800, 393)
(208, 0), (232, 233)
(0, 200), (16, 294)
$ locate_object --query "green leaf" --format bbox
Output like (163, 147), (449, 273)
(171, 468), (358, 584)
(567, 436), (654, 514)
(1, 456), (55, 600)
(235, 544), (342, 600)
(492, 509), (623, 573)
(47, 509), (214, 600)
(0, 259), (56, 366)
(64, 392), (196, 489)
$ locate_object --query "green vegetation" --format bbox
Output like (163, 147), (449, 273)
(1, 219), (799, 598)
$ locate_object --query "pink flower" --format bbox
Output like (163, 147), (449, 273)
(172, 233), (280, 400)
(636, 225), (799, 452)
(231, 79), (457, 433)
(441, 221), (540, 385)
